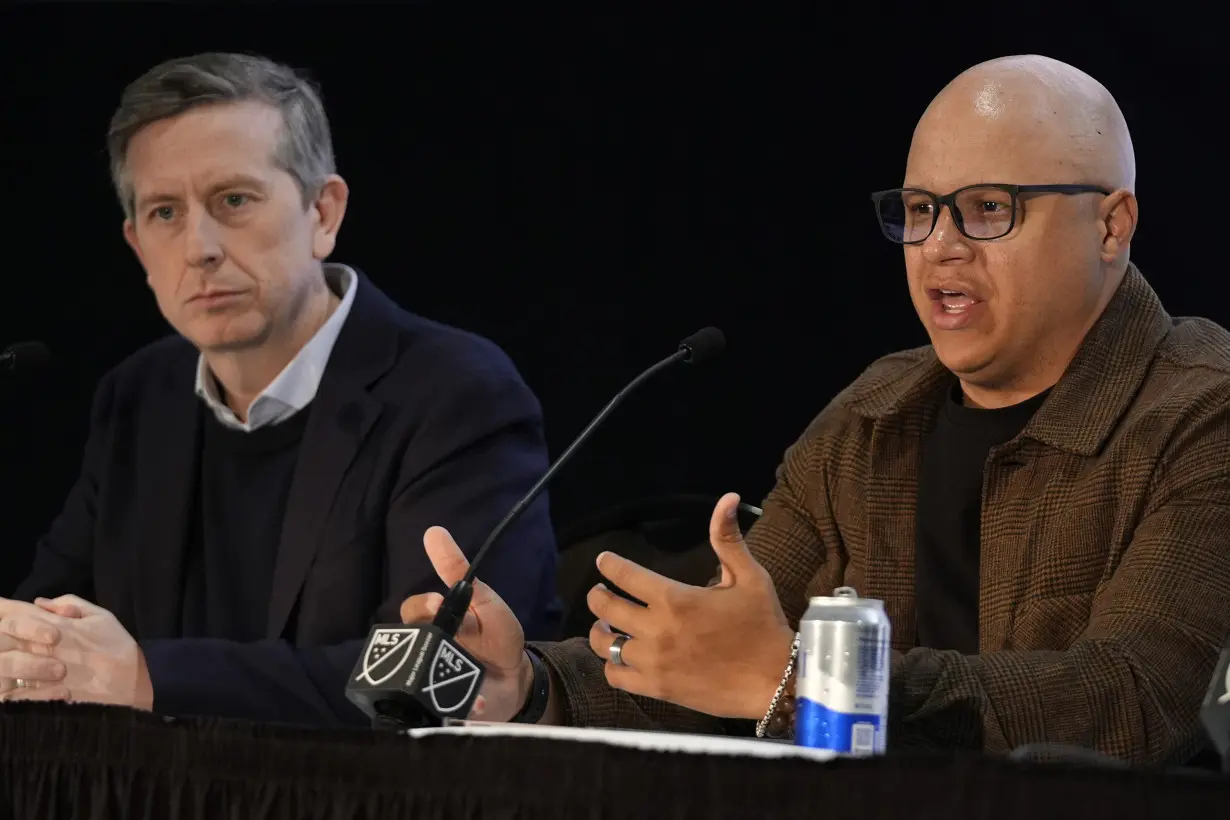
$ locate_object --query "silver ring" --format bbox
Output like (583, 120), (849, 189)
(12, 679), (28, 689)
(608, 634), (630, 666)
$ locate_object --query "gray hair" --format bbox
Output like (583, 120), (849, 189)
(107, 52), (335, 219)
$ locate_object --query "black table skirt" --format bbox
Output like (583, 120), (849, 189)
(0, 703), (1227, 819)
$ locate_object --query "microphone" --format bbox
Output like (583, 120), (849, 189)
(345, 326), (726, 728)
(1201, 636), (1230, 772)
(0, 341), (50, 374)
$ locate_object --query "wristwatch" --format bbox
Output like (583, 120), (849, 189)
(510, 647), (551, 724)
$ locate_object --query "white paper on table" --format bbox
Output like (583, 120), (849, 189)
(407, 721), (836, 762)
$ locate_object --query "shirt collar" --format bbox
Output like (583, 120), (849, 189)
(194, 263), (359, 432)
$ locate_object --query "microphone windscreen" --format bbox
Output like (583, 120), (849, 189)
(679, 326), (725, 365)
(4, 340), (50, 372)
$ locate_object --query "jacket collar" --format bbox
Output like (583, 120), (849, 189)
(843, 264), (1172, 456)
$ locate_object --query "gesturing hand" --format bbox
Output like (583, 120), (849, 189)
(399, 527), (532, 723)
(0, 596), (152, 710)
(586, 492), (794, 720)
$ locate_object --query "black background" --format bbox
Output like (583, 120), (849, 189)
(0, 4), (1222, 593)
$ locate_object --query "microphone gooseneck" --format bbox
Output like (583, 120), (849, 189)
(430, 327), (726, 635)
(344, 327), (727, 732)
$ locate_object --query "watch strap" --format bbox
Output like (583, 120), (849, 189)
(510, 647), (551, 724)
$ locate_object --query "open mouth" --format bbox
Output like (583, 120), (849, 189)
(927, 288), (981, 314)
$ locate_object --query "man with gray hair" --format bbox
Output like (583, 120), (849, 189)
(0, 52), (560, 725)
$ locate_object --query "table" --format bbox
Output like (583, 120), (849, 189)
(1, 702), (1227, 819)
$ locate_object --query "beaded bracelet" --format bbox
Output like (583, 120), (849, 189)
(755, 632), (801, 739)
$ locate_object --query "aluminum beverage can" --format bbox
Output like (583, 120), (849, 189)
(794, 586), (890, 755)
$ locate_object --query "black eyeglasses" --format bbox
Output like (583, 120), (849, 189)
(870, 183), (1111, 244)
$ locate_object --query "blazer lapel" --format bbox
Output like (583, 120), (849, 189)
(133, 366), (202, 639)
(265, 386), (381, 638)
(264, 273), (398, 639)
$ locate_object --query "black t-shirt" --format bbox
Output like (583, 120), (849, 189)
(914, 381), (1048, 654)
(180, 406), (312, 642)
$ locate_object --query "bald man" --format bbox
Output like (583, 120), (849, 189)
(397, 56), (1230, 765)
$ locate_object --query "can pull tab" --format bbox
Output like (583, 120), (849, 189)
(833, 586), (858, 598)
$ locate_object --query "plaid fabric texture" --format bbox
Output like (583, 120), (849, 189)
(534, 265), (1230, 764)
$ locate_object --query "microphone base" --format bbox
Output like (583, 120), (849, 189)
(371, 702), (442, 732)
(372, 715), (413, 733)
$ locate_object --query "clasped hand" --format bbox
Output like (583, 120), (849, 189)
(0, 595), (151, 709)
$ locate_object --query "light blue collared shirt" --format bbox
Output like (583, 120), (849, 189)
(194, 264), (358, 431)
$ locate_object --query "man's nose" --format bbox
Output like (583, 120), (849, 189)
(184, 209), (224, 269)
(921, 205), (974, 264)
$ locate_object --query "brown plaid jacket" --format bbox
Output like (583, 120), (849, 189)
(534, 265), (1230, 764)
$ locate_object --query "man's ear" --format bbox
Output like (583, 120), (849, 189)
(311, 175), (350, 261)
(1098, 189), (1138, 264)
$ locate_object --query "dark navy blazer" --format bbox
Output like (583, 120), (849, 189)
(15, 271), (558, 726)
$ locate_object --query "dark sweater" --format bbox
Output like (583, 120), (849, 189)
(180, 406), (313, 642)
